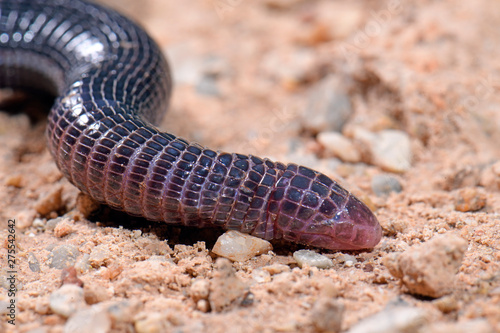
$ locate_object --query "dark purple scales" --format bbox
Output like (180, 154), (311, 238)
(0, 0), (382, 250)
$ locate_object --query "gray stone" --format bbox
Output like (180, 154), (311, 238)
(303, 75), (352, 134)
(196, 74), (220, 96)
(28, 252), (41, 272)
(46, 217), (63, 231)
(48, 244), (80, 269)
(371, 174), (402, 196)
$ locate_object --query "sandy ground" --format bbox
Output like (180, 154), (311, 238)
(1, 0), (500, 332)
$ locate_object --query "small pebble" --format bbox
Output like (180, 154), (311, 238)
(65, 306), (111, 333)
(317, 131), (361, 163)
(83, 284), (110, 304)
(167, 46), (230, 85)
(135, 312), (171, 333)
(48, 245), (80, 269)
(384, 235), (467, 298)
(196, 74), (220, 96)
(371, 130), (412, 173)
(262, 264), (291, 275)
(32, 218), (46, 230)
(262, 48), (316, 87)
(293, 250), (333, 269)
(35, 298), (51, 315)
(201, 55), (232, 77)
(105, 300), (141, 324)
(264, 0), (303, 10)
(240, 291), (255, 307)
(54, 220), (74, 238)
(355, 129), (411, 172)
(0, 300), (9, 315)
(212, 230), (272, 262)
(303, 75), (352, 133)
(209, 258), (247, 312)
(423, 319), (494, 333)
(4, 173), (24, 187)
(34, 186), (64, 216)
(61, 267), (84, 287)
(89, 245), (113, 268)
(49, 284), (86, 318)
(337, 254), (357, 264)
(310, 298), (344, 333)
(190, 279), (210, 302)
(16, 209), (37, 229)
(371, 174), (403, 196)
(251, 268), (271, 283)
(344, 260), (354, 268)
(46, 217), (64, 231)
(76, 193), (101, 218)
(479, 161), (500, 191)
(432, 295), (459, 314)
(166, 43), (204, 85)
(196, 299), (210, 313)
(75, 254), (91, 274)
(440, 166), (481, 191)
(28, 252), (41, 272)
(454, 187), (486, 212)
(346, 306), (427, 333)
(383, 219), (408, 237)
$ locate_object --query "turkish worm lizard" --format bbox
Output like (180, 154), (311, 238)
(0, 0), (382, 250)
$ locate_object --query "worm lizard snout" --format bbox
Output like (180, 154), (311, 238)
(278, 193), (382, 251)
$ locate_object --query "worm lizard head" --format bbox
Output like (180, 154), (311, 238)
(321, 194), (382, 250)
(279, 190), (383, 251)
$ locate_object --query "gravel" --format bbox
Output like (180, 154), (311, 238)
(310, 298), (344, 333)
(370, 130), (412, 173)
(384, 234), (468, 298)
(34, 185), (64, 216)
(28, 252), (41, 272)
(317, 131), (361, 163)
(208, 258), (247, 312)
(354, 129), (412, 172)
(371, 174), (403, 196)
(49, 284), (86, 318)
(64, 305), (111, 333)
(293, 249), (334, 269)
(454, 187), (487, 212)
(212, 230), (273, 262)
(346, 306), (427, 333)
(48, 245), (80, 269)
(89, 244), (113, 268)
(302, 75), (353, 134)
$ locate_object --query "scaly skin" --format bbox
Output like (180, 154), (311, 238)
(0, 0), (382, 250)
